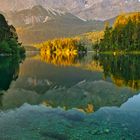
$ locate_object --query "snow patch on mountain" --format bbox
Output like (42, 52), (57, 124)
(0, 0), (139, 20)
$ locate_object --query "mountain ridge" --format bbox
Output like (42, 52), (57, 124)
(0, 0), (140, 20)
(5, 5), (103, 44)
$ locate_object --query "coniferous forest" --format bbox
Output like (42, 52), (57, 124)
(93, 12), (140, 52)
(0, 14), (25, 56)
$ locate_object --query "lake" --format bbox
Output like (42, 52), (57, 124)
(0, 52), (140, 140)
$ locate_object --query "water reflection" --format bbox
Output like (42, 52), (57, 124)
(0, 57), (20, 91)
(41, 52), (86, 66)
(1, 53), (140, 139)
(93, 54), (140, 90)
(41, 80), (133, 113)
(0, 94), (140, 140)
(2, 80), (134, 112)
(40, 52), (140, 90)
(1, 53), (140, 112)
(0, 56), (25, 108)
(40, 52), (103, 72)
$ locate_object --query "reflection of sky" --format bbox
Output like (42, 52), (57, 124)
(121, 93), (140, 111)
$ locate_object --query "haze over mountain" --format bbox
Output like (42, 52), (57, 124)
(0, 0), (140, 20)
(11, 6), (104, 44)
(0, 0), (139, 44)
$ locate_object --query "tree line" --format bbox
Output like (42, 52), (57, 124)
(0, 14), (25, 56)
(37, 38), (87, 56)
(93, 12), (140, 52)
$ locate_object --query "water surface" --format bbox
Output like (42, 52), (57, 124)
(0, 52), (140, 139)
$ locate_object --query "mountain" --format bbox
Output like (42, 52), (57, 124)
(6, 5), (66, 27)
(0, 0), (140, 20)
(0, 0), (102, 12)
(75, 0), (140, 20)
(6, 6), (104, 44)
(1, 0), (139, 44)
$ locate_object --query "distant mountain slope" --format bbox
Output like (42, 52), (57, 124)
(16, 20), (103, 44)
(1, 1), (139, 44)
(6, 5), (66, 27)
(6, 6), (104, 44)
(0, 0), (140, 20)
(74, 0), (140, 20)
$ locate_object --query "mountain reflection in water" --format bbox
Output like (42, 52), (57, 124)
(0, 96), (140, 140)
(0, 53), (140, 112)
(1, 52), (140, 139)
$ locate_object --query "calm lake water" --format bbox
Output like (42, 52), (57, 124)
(0, 52), (140, 140)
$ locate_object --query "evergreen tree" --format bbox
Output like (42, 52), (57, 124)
(0, 14), (25, 55)
(93, 12), (140, 52)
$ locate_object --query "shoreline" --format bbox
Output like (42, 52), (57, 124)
(97, 51), (140, 55)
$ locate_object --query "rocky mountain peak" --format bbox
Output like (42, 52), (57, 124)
(0, 0), (139, 20)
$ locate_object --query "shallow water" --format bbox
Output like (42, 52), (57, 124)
(0, 52), (140, 139)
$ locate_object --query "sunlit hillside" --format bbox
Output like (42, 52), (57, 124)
(80, 31), (104, 43)
(114, 12), (140, 27)
(34, 31), (104, 52)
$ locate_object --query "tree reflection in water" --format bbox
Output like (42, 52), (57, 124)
(1, 53), (140, 112)
(41, 52), (140, 90)
(40, 52), (86, 67)
(93, 54), (140, 90)
(0, 56), (25, 107)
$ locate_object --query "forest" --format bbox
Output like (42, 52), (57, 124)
(0, 14), (25, 56)
(37, 38), (87, 56)
(93, 12), (140, 52)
